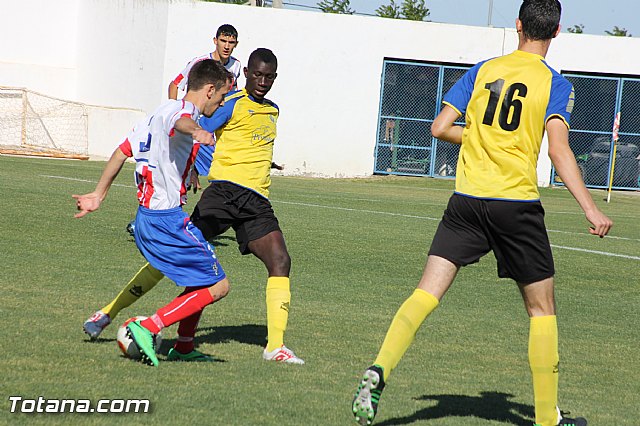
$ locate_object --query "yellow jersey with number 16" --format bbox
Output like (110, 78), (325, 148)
(443, 50), (574, 201)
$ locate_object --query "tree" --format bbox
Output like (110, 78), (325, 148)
(317, 0), (354, 14)
(376, 0), (429, 22)
(605, 26), (632, 37)
(401, 0), (429, 21)
(376, 0), (401, 19)
(567, 24), (584, 34)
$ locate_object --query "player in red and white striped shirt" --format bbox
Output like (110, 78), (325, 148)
(168, 24), (241, 99)
(74, 60), (233, 366)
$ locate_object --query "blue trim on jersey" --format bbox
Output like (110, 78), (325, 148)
(443, 59), (489, 116)
(196, 90), (279, 176)
(199, 99), (235, 133)
(198, 89), (249, 133)
(199, 91), (279, 134)
(195, 144), (214, 176)
(543, 62), (573, 126)
(454, 191), (540, 203)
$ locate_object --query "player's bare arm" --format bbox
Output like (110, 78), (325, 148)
(431, 105), (464, 144)
(72, 148), (128, 218)
(168, 82), (179, 100)
(175, 117), (215, 146)
(546, 117), (613, 237)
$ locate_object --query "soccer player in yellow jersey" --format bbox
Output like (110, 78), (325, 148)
(84, 48), (304, 364)
(191, 47), (303, 364)
(353, 1), (612, 425)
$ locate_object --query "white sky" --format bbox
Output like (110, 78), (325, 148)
(285, 0), (638, 36)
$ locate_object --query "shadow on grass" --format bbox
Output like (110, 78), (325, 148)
(209, 235), (236, 247)
(197, 324), (267, 347)
(376, 391), (534, 426)
(83, 337), (116, 343)
(160, 324), (267, 355)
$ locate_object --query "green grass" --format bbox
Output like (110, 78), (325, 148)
(1, 155), (639, 425)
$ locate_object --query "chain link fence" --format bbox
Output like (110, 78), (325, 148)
(552, 75), (640, 190)
(374, 61), (468, 178)
(374, 60), (640, 191)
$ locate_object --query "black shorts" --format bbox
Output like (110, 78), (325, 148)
(191, 181), (281, 255)
(428, 193), (554, 283)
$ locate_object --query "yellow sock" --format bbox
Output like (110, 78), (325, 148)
(374, 289), (439, 381)
(265, 276), (290, 352)
(529, 315), (559, 426)
(101, 263), (164, 319)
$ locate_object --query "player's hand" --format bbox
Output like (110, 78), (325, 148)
(192, 128), (215, 146)
(72, 193), (101, 218)
(585, 208), (613, 238)
(189, 169), (202, 194)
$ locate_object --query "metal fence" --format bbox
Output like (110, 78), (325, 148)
(373, 60), (468, 178)
(551, 74), (640, 190)
(374, 59), (640, 191)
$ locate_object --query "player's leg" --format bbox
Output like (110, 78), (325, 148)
(490, 200), (586, 426)
(519, 279), (585, 426)
(167, 285), (215, 362)
(128, 279), (229, 366)
(352, 255), (457, 426)
(126, 207), (229, 366)
(247, 230), (304, 364)
(83, 263), (164, 339)
(375, 255), (457, 376)
(353, 194), (488, 425)
(519, 278), (562, 426)
(167, 310), (212, 362)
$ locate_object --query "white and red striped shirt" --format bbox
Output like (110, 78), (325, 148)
(172, 53), (241, 92)
(119, 100), (200, 210)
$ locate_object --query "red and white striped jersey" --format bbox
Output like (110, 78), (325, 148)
(119, 100), (201, 210)
(172, 53), (241, 91)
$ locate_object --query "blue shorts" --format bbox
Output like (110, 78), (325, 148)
(133, 206), (226, 287)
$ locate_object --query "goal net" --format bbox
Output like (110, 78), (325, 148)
(0, 86), (89, 159)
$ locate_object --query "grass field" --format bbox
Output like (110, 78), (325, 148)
(1, 155), (639, 425)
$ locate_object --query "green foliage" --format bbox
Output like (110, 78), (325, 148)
(401, 0), (429, 21)
(377, 0), (429, 21)
(567, 24), (584, 34)
(376, 0), (401, 19)
(1, 155), (639, 425)
(605, 25), (632, 37)
(317, 0), (354, 14)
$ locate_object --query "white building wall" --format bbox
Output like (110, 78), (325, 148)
(0, 0), (79, 98)
(1, 0), (639, 182)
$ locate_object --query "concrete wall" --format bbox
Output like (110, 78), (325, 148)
(1, 0), (639, 181)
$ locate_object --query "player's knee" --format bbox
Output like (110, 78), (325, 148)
(210, 278), (230, 300)
(270, 250), (291, 276)
(281, 251), (291, 270)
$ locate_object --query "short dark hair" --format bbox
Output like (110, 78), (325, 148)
(216, 24), (238, 39)
(187, 59), (232, 92)
(247, 48), (278, 70)
(518, 0), (562, 41)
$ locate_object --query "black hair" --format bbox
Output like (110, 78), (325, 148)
(216, 24), (238, 39)
(519, 0), (561, 40)
(187, 59), (232, 92)
(247, 48), (278, 70)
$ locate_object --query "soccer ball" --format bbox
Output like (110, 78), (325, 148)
(116, 316), (162, 359)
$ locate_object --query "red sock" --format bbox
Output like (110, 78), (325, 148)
(174, 310), (203, 354)
(140, 286), (213, 334)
